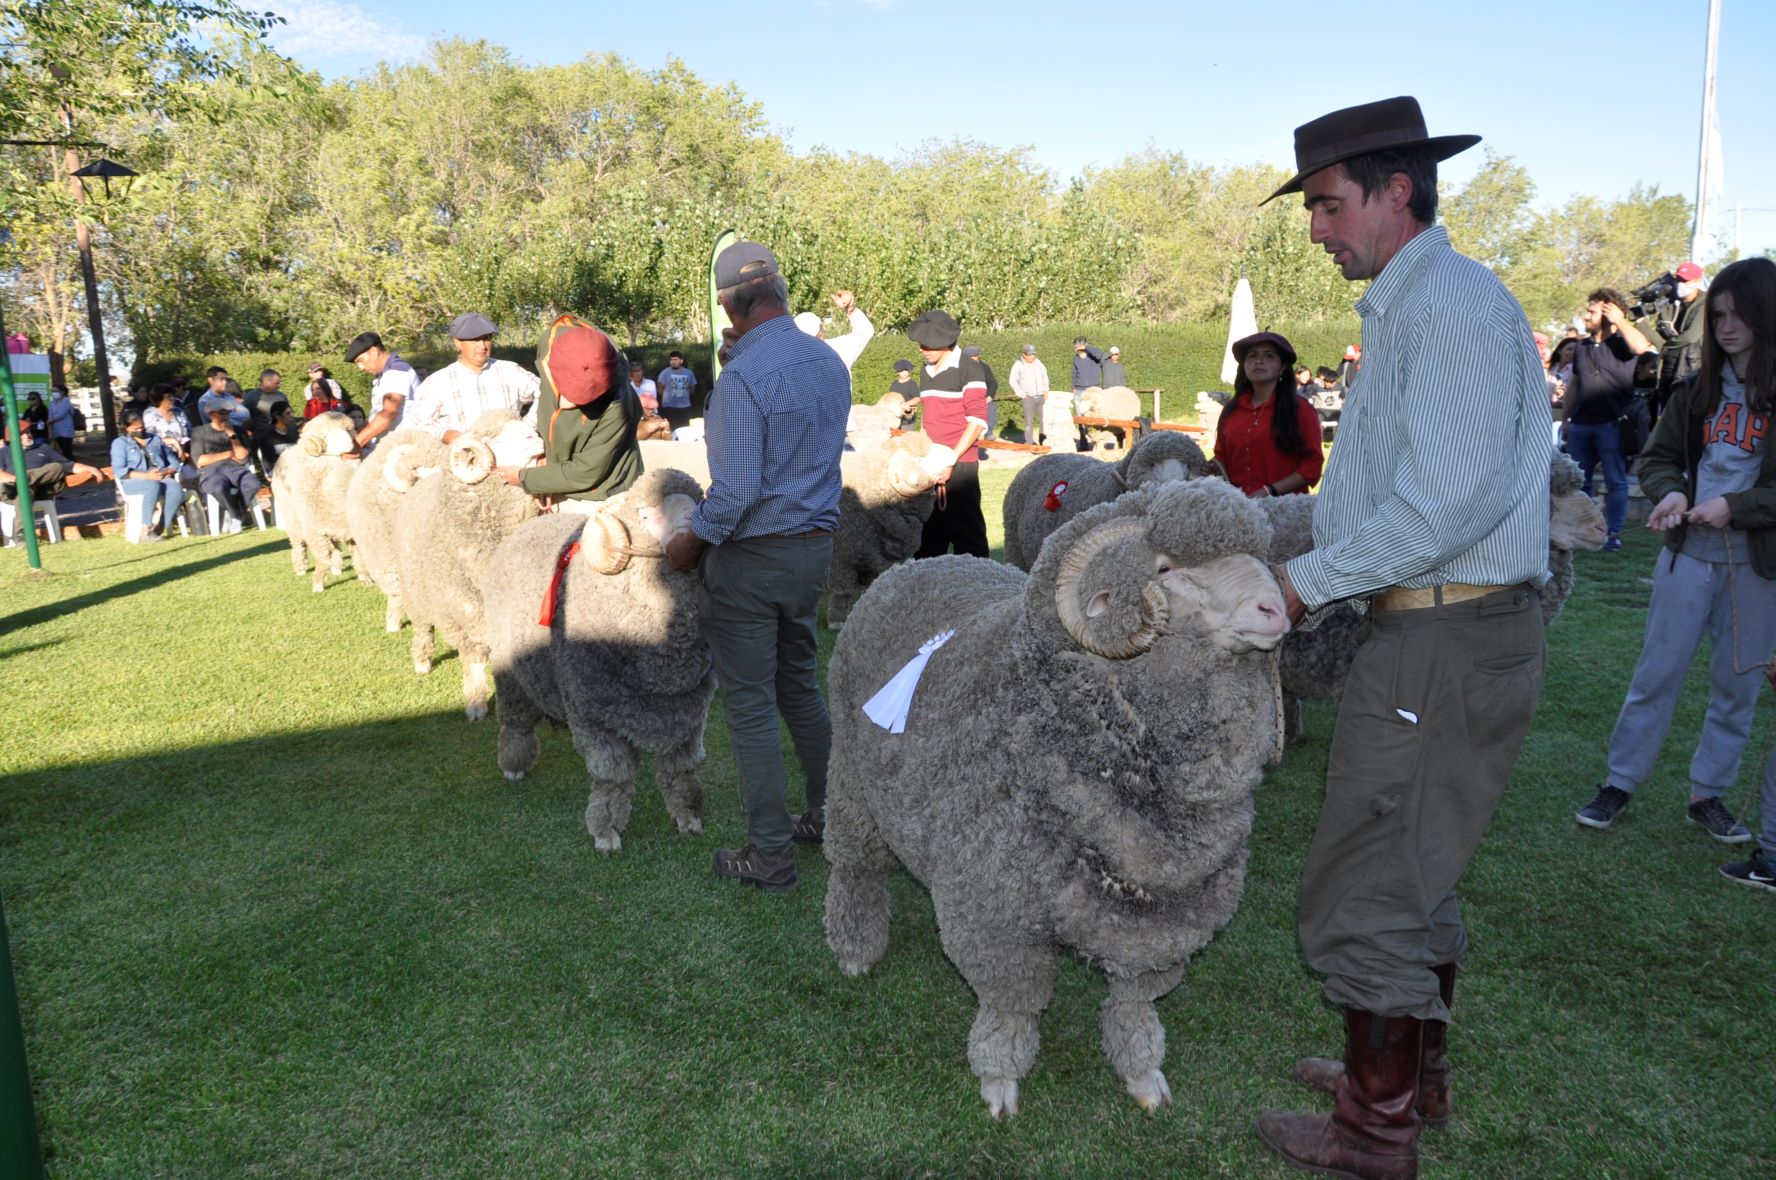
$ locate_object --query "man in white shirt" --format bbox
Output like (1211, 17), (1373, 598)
(1009, 343), (1049, 446)
(346, 331), (421, 450)
(405, 313), (540, 442)
(793, 289), (875, 372)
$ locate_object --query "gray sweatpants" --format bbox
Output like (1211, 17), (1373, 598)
(1605, 549), (1776, 799)
(1299, 586), (1545, 1021)
(698, 534), (833, 858)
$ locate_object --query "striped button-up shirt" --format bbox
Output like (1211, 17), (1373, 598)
(691, 314), (850, 544)
(405, 359), (540, 437)
(1286, 226), (1551, 608)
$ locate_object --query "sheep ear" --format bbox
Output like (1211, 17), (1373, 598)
(1053, 517), (1168, 659)
(580, 511), (632, 575)
(449, 437), (494, 484)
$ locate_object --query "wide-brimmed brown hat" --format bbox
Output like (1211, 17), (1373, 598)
(1262, 96), (1478, 205)
(1231, 331), (1298, 369)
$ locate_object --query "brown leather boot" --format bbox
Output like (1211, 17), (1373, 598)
(1258, 1009), (1422, 1180)
(1292, 964), (1456, 1129)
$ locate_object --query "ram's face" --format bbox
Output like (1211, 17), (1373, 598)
(489, 420), (545, 468)
(1152, 551), (1289, 654)
(1549, 490), (1607, 552)
(885, 447), (941, 499)
(637, 494), (697, 548)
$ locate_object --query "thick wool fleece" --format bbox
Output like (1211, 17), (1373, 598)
(482, 468), (713, 846)
(271, 411), (359, 591)
(1002, 431), (1212, 571)
(828, 432), (939, 628)
(345, 428), (448, 623)
(396, 413), (540, 678)
(824, 479), (1279, 1109)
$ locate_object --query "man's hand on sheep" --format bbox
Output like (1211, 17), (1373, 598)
(666, 529), (707, 572)
(492, 465), (524, 487)
(1647, 491), (1689, 531)
(1271, 563), (1308, 627)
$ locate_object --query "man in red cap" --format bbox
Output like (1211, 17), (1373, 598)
(497, 317), (642, 509)
(1654, 261), (1707, 419)
(1258, 97), (1552, 1180)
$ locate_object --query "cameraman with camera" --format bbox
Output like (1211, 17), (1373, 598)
(1645, 262), (1707, 419)
(1562, 286), (1654, 550)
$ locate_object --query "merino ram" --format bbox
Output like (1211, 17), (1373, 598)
(483, 468), (712, 852)
(1001, 430), (1216, 571)
(344, 428), (448, 632)
(1074, 384), (1143, 452)
(270, 412), (359, 592)
(826, 431), (943, 629)
(823, 479), (1289, 1119)
(1265, 448), (1606, 733)
(395, 411), (544, 720)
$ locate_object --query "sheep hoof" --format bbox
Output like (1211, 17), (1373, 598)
(837, 957), (872, 978)
(413, 661), (431, 675)
(464, 702), (488, 722)
(591, 832), (622, 854)
(311, 584), (324, 594)
(386, 619), (402, 633)
(503, 770), (524, 782)
(981, 1077), (1020, 1120)
(1126, 1070), (1172, 1111)
(678, 817), (703, 836)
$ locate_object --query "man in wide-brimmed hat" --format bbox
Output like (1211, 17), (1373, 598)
(1256, 97), (1553, 1180)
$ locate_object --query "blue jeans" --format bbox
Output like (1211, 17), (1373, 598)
(119, 477), (182, 532)
(1565, 420), (1627, 537)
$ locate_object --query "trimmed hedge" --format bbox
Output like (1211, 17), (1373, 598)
(133, 317), (1360, 432)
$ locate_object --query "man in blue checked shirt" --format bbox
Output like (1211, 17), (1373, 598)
(666, 240), (850, 893)
(1253, 98), (1551, 1180)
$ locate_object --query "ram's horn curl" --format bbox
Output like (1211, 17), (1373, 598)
(1053, 516), (1169, 659)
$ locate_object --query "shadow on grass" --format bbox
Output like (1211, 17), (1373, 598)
(0, 539), (284, 632)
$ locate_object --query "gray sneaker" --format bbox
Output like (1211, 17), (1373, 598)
(1576, 785), (1630, 830)
(1686, 797), (1753, 844)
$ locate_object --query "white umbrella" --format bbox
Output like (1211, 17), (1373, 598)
(1221, 274), (1257, 386)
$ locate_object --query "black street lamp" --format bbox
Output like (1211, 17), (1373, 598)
(69, 158), (138, 441)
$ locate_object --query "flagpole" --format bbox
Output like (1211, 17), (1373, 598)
(1690, 0), (1721, 263)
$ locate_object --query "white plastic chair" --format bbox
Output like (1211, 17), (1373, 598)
(119, 485), (189, 542)
(204, 490), (270, 536)
(0, 496), (61, 546)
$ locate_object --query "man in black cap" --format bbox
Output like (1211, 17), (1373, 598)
(1255, 97), (1551, 1180)
(406, 313), (541, 442)
(665, 240), (850, 894)
(344, 331), (420, 450)
(907, 309), (991, 558)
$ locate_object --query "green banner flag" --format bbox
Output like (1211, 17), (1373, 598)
(708, 228), (737, 385)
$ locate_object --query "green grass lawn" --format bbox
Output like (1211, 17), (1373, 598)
(2, 469), (1772, 1178)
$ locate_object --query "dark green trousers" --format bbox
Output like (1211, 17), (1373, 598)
(1299, 585), (1545, 1020)
(698, 534), (833, 857)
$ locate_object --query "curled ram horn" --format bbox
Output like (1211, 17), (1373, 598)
(1053, 516), (1169, 659)
(581, 511), (633, 575)
(448, 436), (494, 484)
(383, 440), (424, 493)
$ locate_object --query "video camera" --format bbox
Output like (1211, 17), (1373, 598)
(1626, 273), (1680, 321)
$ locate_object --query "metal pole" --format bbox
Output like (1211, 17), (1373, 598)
(1689, 0), (1722, 264)
(2, 303), (45, 570)
(63, 107), (118, 441)
(0, 888), (45, 1180)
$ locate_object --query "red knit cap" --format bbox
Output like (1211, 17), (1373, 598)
(548, 325), (621, 407)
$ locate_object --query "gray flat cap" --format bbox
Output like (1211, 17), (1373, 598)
(449, 312), (497, 339)
(714, 241), (780, 288)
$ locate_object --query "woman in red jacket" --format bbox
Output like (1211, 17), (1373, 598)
(1214, 331), (1324, 498)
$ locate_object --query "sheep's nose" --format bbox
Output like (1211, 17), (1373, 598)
(1253, 596), (1289, 635)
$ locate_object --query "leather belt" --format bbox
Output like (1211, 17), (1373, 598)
(775, 528), (830, 538)
(1370, 582), (1525, 614)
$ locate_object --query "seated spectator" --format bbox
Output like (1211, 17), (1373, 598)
(263, 403), (301, 466)
(190, 403), (270, 515)
(303, 364), (350, 420)
(110, 408), (183, 543)
(144, 386), (191, 464)
(196, 366), (249, 427)
(1, 418), (99, 504)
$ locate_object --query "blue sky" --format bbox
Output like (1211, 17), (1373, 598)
(269, 0), (1776, 260)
